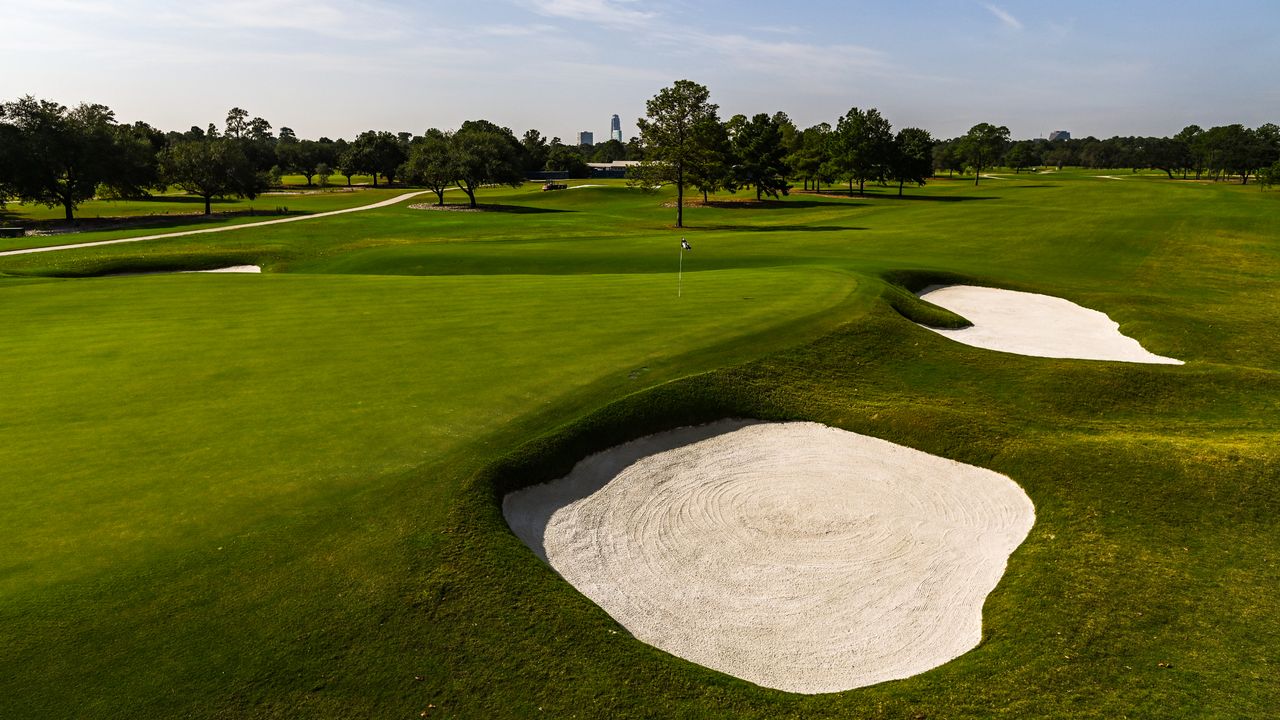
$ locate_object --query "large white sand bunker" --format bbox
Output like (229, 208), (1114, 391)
(917, 285), (1182, 364)
(503, 420), (1035, 693)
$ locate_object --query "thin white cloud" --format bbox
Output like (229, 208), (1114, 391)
(522, 0), (656, 27)
(983, 3), (1024, 31)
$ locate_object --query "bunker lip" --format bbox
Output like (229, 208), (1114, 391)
(917, 284), (1183, 364)
(503, 420), (1035, 694)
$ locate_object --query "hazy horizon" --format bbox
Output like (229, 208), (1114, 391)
(2, 0), (1276, 142)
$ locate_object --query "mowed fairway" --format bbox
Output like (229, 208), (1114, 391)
(1, 173), (1278, 718)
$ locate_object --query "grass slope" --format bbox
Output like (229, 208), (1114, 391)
(1, 171), (1277, 718)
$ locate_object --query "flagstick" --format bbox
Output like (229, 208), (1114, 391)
(678, 241), (684, 297)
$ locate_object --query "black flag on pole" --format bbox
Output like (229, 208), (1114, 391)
(681, 238), (692, 250)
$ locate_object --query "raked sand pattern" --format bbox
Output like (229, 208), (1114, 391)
(918, 285), (1183, 364)
(503, 420), (1036, 694)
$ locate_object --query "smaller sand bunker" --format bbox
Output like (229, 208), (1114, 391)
(917, 285), (1182, 364)
(504, 420), (1035, 693)
(188, 265), (261, 274)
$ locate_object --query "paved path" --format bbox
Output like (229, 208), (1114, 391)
(0, 190), (432, 258)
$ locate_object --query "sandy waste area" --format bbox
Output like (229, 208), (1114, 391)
(504, 420), (1035, 693)
(917, 285), (1182, 364)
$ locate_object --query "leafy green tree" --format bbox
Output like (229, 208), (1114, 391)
(345, 130), (409, 185)
(315, 162), (332, 187)
(158, 137), (261, 215)
(959, 123), (1011, 185)
(730, 112), (790, 200)
(277, 138), (323, 185)
(1259, 160), (1280, 191)
(634, 79), (720, 227)
(686, 117), (734, 202)
(401, 129), (455, 204)
(889, 127), (934, 196)
(0, 96), (130, 221)
(589, 139), (628, 163)
(790, 123), (832, 192)
(449, 120), (525, 207)
(932, 140), (964, 177)
(1175, 125), (1205, 178)
(833, 106), (893, 194)
(546, 144), (589, 178)
(104, 120), (167, 199)
(521, 128), (550, 172)
(224, 107), (249, 138)
(1004, 140), (1041, 173)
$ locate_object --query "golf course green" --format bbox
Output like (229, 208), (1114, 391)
(1, 171), (1276, 718)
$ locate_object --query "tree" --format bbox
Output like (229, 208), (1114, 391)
(932, 140), (963, 177)
(889, 127), (934, 196)
(0, 96), (129, 221)
(633, 79), (719, 227)
(316, 162), (332, 187)
(104, 120), (167, 199)
(730, 112), (790, 200)
(343, 131), (408, 185)
(224, 107), (249, 138)
(277, 138), (323, 185)
(449, 120), (525, 207)
(1004, 140), (1040, 173)
(1259, 160), (1280, 191)
(959, 123), (1010, 185)
(590, 138), (628, 163)
(833, 107), (893, 194)
(521, 128), (550, 172)
(546, 144), (589, 177)
(686, 117), (734, 202)
(790, 123), (833, 191)
(401, 129), (455, 204)
(159, 138), (261, 215)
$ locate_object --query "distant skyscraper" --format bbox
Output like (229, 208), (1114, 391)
(610, 114), (622, 143)
(1049, 130), (1071, 141)
(578, 131), (594, 146)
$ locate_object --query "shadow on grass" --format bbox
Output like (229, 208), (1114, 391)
(689, 224), (866, 233)
(844, 193), (1000, 203)
(412, 204), (572, 214)
(694, 199), (867, 210)
(0, 209), (307, 237)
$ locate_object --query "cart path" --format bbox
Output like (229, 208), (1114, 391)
(0, 190), (433, 257)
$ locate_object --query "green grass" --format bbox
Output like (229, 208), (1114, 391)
(0, 185), (414, 251)
(1, 171), (1277, 718)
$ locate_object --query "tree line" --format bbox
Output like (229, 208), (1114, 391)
(3, 88), (1278, 224)
(932, 124), (1280, 183)
(0, 97), (646, 219)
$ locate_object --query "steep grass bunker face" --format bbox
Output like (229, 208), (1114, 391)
(916, 285), (1183, 364)
(503, 420), (1036, 694)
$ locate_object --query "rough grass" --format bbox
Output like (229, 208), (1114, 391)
(1, 171), (1277, 718)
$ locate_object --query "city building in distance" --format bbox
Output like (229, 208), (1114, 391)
(1048, 130), (1071, 141)
(578, 131), (594, 146)
(610, 114), (622, 142)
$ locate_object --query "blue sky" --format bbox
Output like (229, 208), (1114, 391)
(2, 0), (1276, 141)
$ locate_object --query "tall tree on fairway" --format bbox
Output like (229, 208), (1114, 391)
(401, 129), (455, 205)
(833, 107), (893, 195)
(731, 112), (790, 200)
(0, 96), (128, 221)
(159, 138), (261, 215)
(686, 116), (734, 202)
(959, 123), (1011, 185)
(449, 119), (525, 207)
(889, 127), (934, 196)
(634, 79), (719, 228)
(790, 123), (832, 192)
